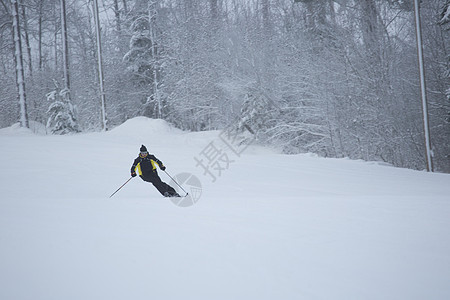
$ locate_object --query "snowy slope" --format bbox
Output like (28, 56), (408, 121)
(1, 117), (449, 300)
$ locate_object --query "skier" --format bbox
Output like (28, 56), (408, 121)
(131, 145), (180, 197)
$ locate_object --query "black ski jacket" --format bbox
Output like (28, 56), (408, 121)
(131, 154), (164, 176)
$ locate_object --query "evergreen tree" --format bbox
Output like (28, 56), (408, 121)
(122, 0), (160, 118)
(123, 15), (152, 87)
(46, 84), (80, 134)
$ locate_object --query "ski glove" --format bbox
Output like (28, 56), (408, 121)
(131, 172), (137, 177)
(160, 165), (166, 171)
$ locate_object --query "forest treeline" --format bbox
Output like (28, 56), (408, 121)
(0, 0), (449, 172)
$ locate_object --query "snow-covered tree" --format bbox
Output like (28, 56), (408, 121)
(1, 0), (449, 172)
(440, 1), (450, 104)
(236, 92), (278, 142)
(123, 14), (152, 87)
(441, 1), (450, 25)
(122, 0), (168, 119)
(46, 86), (79, 134)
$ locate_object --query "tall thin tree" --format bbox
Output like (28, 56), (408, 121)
(11, 0), (28, 127)
(414, 0), (434, 172)
(93, 0), (108, 130)
(20, 0), (32, 78)
(149, 0), (161, 118)
(37, 0), (44, 70)
(60, 0), (70, 94)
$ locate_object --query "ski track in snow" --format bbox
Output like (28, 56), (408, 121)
(1, 117), (449, 300)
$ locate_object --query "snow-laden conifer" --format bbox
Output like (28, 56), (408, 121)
(46, 86), (79, 134)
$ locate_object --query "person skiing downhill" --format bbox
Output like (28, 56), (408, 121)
(131, 145), (180, 197)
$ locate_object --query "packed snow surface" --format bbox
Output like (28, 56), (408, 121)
(1, 117), (449, 300)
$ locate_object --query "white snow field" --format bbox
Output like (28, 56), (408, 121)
(1, 117), (449, 300)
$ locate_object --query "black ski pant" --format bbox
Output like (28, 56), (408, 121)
(140, 172), (177, 197)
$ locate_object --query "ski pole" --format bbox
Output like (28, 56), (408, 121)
(109, 177), (133, 198)
(163, 170), (189, 196)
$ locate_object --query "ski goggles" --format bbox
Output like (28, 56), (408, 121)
(140, 151), (148, 157)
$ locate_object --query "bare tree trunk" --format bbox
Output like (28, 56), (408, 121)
(11, 0), (28, 127)
(20, 0), (32, 78)
(359, 0), (382, 67)
(113, 0), (126, 54)
(38, 0), (43, 70)
(53, 3), (58, 72)
(60, 0), (70, 93)
(149, 0), (161, 118)
(93, 0), (108, 130)
(113, 0), (121, 33)
(414, 0), (434, 172)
